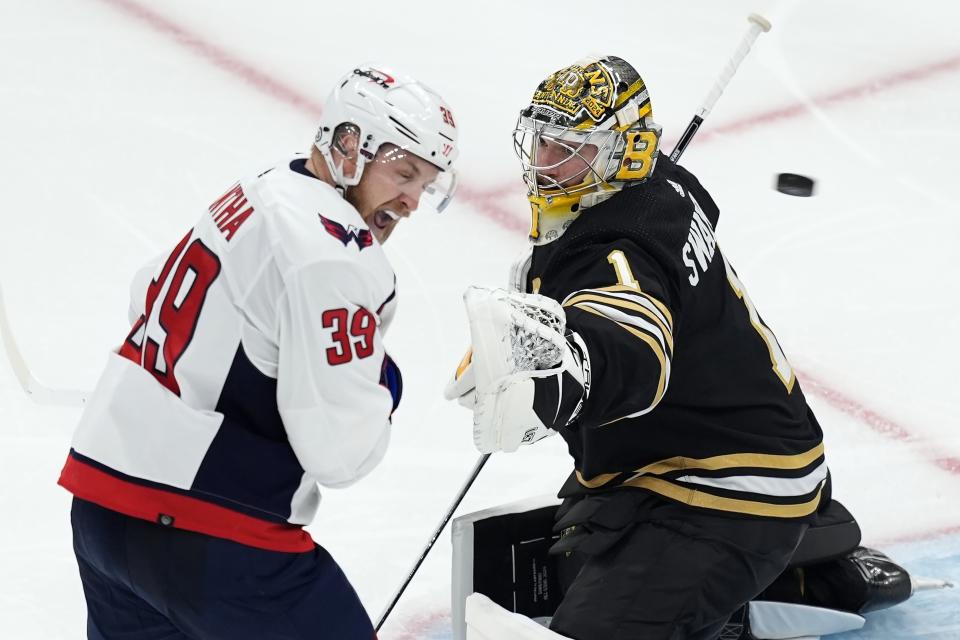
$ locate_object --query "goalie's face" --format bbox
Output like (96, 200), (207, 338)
(514, 117), (619, 198)
(347, 144), (444, 244)
(534, 135), (600, 190)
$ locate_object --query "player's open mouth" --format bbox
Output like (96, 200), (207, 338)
(373, 209), (400, 230)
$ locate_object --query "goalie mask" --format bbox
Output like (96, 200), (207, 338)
(513, 56), (662, 245)
(315, 64), (459, 214)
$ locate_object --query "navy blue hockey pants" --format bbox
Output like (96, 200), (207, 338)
(70, 498), (375, 639)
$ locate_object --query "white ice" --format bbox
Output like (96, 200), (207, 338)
(1, 1), (958, 638)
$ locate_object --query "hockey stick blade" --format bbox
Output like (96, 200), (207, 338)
(0, 282), (88, 407)
(911, 577), (955, 593)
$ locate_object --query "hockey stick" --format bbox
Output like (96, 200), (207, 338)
(669, 13), (772, 163)
(0, 282), (88, 406)
(377, 14), (771, 630)
(912, 577), (955, 592)
(375, 452), (491, 632)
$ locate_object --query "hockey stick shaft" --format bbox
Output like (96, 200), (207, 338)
(0, 282), (88, 406)
(669, 14), (772, 163)
(375, 452), (491, 632)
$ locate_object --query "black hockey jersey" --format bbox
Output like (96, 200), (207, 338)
(525, 157), (827, 520)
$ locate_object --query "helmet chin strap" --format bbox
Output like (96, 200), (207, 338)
(316, 141), (365, 194)
(579, 188), (618, 209)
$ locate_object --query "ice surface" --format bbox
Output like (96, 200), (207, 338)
(1, 0), (958, 638)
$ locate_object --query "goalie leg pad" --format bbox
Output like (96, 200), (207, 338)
(466, 594), (572, 640)
(451, 496), (564, 640)
(759, 501), (912, 615)
(746, 601), (865, 639)
(771, 546), (913, 615)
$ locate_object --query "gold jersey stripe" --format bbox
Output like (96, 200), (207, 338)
(621, 476), (825, 519)
(564, 290), (672, 329)
(568, 298), (673, 354)
(575, 469), (622, 488)
(564, 292), (673, 352)
(631, 442), (826, 478)
(572, 304), (668, 405)
(595, 284), (673, 329)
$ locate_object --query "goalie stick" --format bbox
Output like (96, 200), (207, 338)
(375, 452), (491, 632)
(0, 282), (88, 406)
(670, 14), (772, 162)
(377, 12), (777, 633)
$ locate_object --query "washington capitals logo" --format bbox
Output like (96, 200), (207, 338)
(319, 214), (374, 250)
(353, 67), (395, 89)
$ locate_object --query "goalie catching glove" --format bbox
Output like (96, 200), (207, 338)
(443, 287), (590, 453)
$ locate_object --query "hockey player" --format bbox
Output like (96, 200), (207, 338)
(446, 55), (835, 639)
(58, 64), (458, 639)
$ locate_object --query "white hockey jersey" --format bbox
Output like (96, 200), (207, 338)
(59, 156), (398, 552)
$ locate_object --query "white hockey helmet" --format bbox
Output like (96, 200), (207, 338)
(315, 65), (459, 213)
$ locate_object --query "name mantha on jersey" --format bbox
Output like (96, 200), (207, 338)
(59, 157), (398, 552)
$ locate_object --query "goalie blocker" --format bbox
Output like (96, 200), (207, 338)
(452, 497), (913, 640)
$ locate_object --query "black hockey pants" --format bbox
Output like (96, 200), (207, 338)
(548, 491), (807, 640)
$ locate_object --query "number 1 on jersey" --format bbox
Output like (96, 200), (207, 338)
(607, 250), (640, 289)
(723, 256), (796, 392)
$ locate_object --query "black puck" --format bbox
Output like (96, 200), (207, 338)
(775, 173), (815, 197)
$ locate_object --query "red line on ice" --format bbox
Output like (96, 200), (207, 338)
(94, 0), (960, 233)
(797, 369), (960, 476)
(455, 184), (527, 234)
(696, 53), (960, 144)
(95, 1), (960, 475)
(878, 523), (960, 546)
(94, 0), (324, 119)
(388, 609), (449, 640)
(464, 51), (960, 204)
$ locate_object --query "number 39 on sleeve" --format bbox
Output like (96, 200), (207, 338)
(322, 307), (376, 365)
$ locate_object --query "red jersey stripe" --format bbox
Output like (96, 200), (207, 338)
(58, 454), (315, 553)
